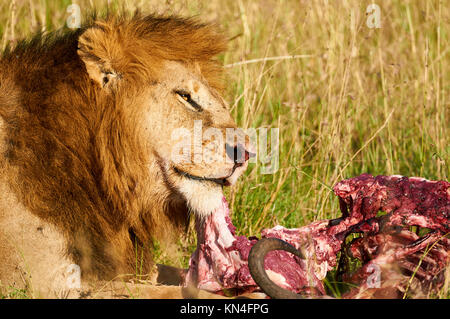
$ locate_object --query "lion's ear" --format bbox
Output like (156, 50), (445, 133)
(77, 27), (121, 89)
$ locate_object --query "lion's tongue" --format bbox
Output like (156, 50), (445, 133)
(184, 197), (330, 295)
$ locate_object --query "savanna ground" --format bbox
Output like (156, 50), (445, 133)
(0, 0), (448, 298)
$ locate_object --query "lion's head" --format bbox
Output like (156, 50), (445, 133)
(142, 60), (253, 216)
(76, 15), (253, 219)
(0, 13), (253, 281)
(74, 13), (256, 242)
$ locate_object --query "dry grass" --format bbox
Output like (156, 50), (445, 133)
(0, 0), (448, 298)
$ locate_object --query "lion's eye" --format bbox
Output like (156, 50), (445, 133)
(175, 90), (202, 111)
(179, 92), (191, 101)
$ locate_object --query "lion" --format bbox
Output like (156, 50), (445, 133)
(0, 13), (253, 298)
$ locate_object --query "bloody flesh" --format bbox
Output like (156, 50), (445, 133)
(184, 174), (449, 297)
(184, 198), (336, 295)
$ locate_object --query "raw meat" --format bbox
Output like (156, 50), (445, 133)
(184, 174), (449, 298)
(184, 197), (338, 296)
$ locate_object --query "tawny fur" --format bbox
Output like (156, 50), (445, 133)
(0, 13), (246, 297)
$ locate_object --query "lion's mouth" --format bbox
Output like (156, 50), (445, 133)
(173, 167), (234, 187)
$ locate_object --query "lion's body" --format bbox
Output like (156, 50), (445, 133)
(0, 14), (249, 298)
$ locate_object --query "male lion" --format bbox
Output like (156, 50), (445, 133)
(0, 13), (252, 298)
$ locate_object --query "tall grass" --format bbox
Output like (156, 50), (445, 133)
(0, 0), (448, 297)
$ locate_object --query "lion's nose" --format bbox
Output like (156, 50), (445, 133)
(225, 143), (255, 166)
